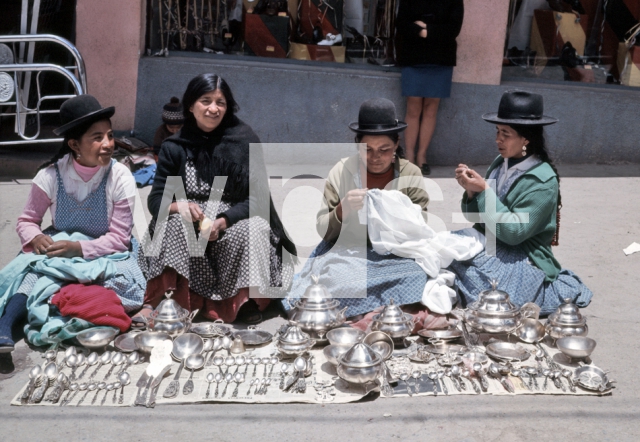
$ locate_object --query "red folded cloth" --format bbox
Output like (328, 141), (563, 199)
(51, 284), (132, 332)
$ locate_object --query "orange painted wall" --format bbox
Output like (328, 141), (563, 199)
(75, 0), (146, 130)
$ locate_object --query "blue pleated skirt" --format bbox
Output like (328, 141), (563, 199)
(401, 64), (454, 98)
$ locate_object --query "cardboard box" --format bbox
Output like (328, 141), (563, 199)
(289, 42), (345, 62)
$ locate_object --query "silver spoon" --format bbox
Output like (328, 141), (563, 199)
(552, 369), (566, 391)
(111, 381), (121, 404)
(247, 378), (258, 396)
(76, 382), (95, 406)
(427, 371), (438, 396)
(91, 381), (107, 405)
(183, 354), (205, 395)
(89, 351), (112, 379)
(437, 369), (448, 395)
(251, 356), (261, 377)
(78, 352), (99, 379)
(101, 383), (115, 406)
(48, 372), (69, 403)
(65, 355), (78, 380)
(221, 373), (234, 397)
(541, 368), (551, 391)
(399, 372), (412, 396)
(527, 366), (540, 390)
(117, 371), (130, 404)
(451, 365), (465, 391)
(445, 368), (460, 392)
(231, 372), (245, 398)
(214, 372), (223, 398)
(472, 362), (489, 392)
(267, 356), (279, 377)
(562, 369), (576, 392)
(213, 355), (224, 375)
(462, 369), (481, 394)
(279, 363), (290, 390)
(31, 361), (57, 403)
(61, 382), (78, 406)
(223, 356), (236, 376)
(233, 355), (246, 375)
(21, 365), (42, 403)
(221, 336), (232, 356)
(104, 352), (125, 381)
(262, 357), (270, 377)
(120, 351), (140, 375)
(205, 372), (215, 398)
(206, 338), (223, 366)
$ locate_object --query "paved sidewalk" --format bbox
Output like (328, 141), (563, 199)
(0, 165), (639, 441)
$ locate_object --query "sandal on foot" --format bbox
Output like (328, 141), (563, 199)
(131, 305), (154, 327)
(0, 335), (15, 354)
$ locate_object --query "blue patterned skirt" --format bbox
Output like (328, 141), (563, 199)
(283, 241), (427, 317)
(447, 232), (593, 315)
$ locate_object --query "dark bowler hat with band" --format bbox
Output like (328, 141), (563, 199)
(53, 94), (115, 136)
(349, 98), (408, 135)
(482, 90), (558, 126)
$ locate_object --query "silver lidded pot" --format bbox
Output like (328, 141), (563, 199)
(337, 343), (383, 384)
(370, 298), (415, 339)
(288, 275), (348, 340)
(464, 280), (521, 334)
(275, 322), (316, 355)
(545, 298), (588, 341)
(144, 291), (198, 338)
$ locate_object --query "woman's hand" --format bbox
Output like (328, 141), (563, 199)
(455, 164), (488, 198)
(29, 234), (54, 255)
(337, 189), (368, 222)
(44, 240), (83, 258)
(171, 201), (205, 223)
(414, 21), (428, 38)
(207, 217), (227, 242)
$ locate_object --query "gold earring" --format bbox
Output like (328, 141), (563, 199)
(522, 145), (527, 157)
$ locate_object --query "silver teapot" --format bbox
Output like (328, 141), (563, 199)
(464, 280), (521, 334)
(370, 299), (415, 339)
(545, 298), (588, 341)
(144, 291), (198, 338)
(287, 275), (347, 340)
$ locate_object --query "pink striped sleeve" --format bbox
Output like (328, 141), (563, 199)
(16, 184), (51, 253)
(78, 198), (133, 259)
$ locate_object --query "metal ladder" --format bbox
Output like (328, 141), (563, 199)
(0, 34), (87, 146)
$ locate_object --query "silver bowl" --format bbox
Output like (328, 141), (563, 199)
(337, 363), (381, 384)
(515, 318), (546, 343)
(363, 331), (394, 360)
(326, 328), (365, 346)
(134, 331), (172, 353)
(556, 336), (596, 360)
(76, 328), (118, 349)
(323, 344), (352, 366)
(172, 333), (204, 360)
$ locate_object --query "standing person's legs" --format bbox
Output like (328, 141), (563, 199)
(416, 98), (441, 174)
(404, 97), (424, 164)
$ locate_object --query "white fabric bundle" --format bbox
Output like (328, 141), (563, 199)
(366, 189), (483, 314)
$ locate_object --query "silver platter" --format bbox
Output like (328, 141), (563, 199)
(485, 342), (530, 362)
(574, 365), (613, 392)
(233, 329), (273, 346)
(190, 322), (230, 338)
(417, 328), (463, 341)
(114, 331), (142, 352)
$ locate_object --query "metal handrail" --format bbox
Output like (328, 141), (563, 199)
(0, 34), (88, 92)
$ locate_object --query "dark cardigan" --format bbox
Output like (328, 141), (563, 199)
(395, 0), (464, 67)
(148, 116), (296, 256)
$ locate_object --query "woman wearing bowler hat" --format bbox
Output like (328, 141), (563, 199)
(0, 95), (146, 352)
(450, 90), (593, 314)
(284, 99), (455, 330)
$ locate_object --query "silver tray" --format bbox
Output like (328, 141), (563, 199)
(233, 329), (273, 346)
(485, 342), (530, 361)
(190, 322), (230, 337)
(114, 331), (141, 353)
(574, 365), (614, 392)
(417, 328), (462, 341)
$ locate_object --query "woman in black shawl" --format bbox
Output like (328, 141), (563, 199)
(136, 74), (296, 324)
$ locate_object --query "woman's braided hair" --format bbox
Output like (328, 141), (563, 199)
(511, 124), (561, 246)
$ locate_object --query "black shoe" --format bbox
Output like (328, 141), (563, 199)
(421, 163), (431, 176)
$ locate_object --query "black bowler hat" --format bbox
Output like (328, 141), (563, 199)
(53, 94), (115, 136)
(482, 90), (558, 126)
(349, 98), (408, 135)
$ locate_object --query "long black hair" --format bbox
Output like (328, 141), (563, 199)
(182, 73), (239, 128)
(511, 124), (562, 245)
(182, 74), (240, 184)
(354, 132), (406, 159)
(38, 118), (111, 171)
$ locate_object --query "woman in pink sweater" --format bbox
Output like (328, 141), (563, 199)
(0, 95), (145, 353)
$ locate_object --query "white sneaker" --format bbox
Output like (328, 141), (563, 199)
(317, 33), (342, 46)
